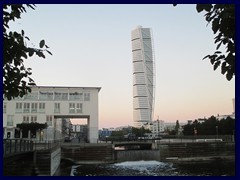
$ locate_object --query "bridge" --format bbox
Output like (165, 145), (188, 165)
(3, 138), (61, 176)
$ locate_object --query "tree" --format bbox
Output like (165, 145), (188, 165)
(3, 4), (52, 100)
(132, 127), (151, 137)
(175, 120), (180, 135)
(174, 4), (235, 81)
(16, 122), (48, 138)
(182, 116), (234, 135)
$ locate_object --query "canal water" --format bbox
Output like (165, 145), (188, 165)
(58, 159), (235, 176)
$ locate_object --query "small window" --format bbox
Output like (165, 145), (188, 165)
(23, 116), (29, 123)
(16, 103), (22, 113)
(31, 116), (37, 123)
(31, 103), (38, 113)
(3, 103), (7, 113)
(39, 103), (45, 113)
(84, 92), (90, 101)
(7, 115), (14, 126)
(46, 116), (53, 126)
(69, 103), (75, 113)
(23, 103), (30, 113)
(76, 103), (83, 113)
(54, 103), (60, 113)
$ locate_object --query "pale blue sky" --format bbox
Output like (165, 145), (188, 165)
(10, 4), (235, 128)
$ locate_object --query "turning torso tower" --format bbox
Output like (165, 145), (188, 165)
(131, 26), (155, 128)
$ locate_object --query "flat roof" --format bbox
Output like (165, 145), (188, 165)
(32, 86), (101, 92)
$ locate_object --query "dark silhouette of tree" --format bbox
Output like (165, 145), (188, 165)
(174, 4), (235, 81)
(3, 4), (52, 100)
(16, 122), (48, 138)
(132, 127), (151, 137)
(175, 120), (180, 135)
(182, 116), (235, 135)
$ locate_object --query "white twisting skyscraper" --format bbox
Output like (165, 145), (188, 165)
(131, 26), (155, 128)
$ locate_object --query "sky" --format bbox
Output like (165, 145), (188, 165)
(9, 4), (235, 128)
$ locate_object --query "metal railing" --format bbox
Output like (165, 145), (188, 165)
(33, 139), (62, 151)
(3, 138), (63, 157)
(155, 135), (235, 144)
(3, 138), (34, 156)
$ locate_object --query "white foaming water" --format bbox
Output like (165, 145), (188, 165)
(70, 161), (176, 176)
(114, 160), (168, 167)
(113, 160), (174, 175)
(70, 165), (80, 176)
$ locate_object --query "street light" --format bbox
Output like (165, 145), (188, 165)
(216, 126), (218, 139)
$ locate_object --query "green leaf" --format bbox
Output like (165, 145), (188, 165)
(39, 40), (45, 48)
(25, 36), (30, 41)
(226, 71), (233, 81)
(196, 4), (212, 13)
(29, 50), (34, 57)
(216, 41), (222, 50)
(202, 55), (210, 60)
(46, 50), (52, 55)
(221, 62), (227, 75)
(196, 4), (204, 13)
(213, 61), (221, 71)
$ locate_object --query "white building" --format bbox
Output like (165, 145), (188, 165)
(131, 25), (155, 128)
(3, 86), (101, 143)
(150, 120), (165, 134)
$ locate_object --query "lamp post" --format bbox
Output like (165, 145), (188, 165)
(216, 126), (218, 139)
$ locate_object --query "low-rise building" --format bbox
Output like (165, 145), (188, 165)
(3, 86), (101, 143)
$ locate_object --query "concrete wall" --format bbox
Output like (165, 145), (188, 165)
(115, 150), (160, 162)
(158, 142), (235, 162)
(51, 148), (61, 176)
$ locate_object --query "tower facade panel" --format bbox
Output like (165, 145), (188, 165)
(131, 26), (155, 128)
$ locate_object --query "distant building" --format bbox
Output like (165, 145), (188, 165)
(164, 122), (186, 131)
(3, 86), (101, 143)
(131, 25), (155, 128)
(99, 128), (115, 139)
(216, 114), (235, 120)
(216, 98), (235, 120)
(62, 118), (72, 137)
(72, 124), (88, 138)
(149, 120), (165, 134)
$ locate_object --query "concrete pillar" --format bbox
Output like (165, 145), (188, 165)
(28, 130), (31, 139)
(20, 129), (23, 138)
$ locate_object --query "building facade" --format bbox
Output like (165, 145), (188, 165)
(150, 119), (165, 134)
(3, 86), (101, 143)
(131, 25), (155, 128)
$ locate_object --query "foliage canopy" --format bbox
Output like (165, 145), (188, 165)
(174, 4), (235, 81)
(3, 4), (52, 100)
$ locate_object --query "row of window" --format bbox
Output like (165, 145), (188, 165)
(4, 102), (83, 114)
(22, 92), (91, 101)
(6, 115), (54, 126)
